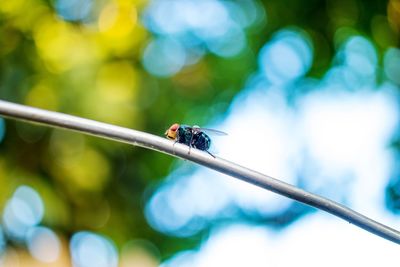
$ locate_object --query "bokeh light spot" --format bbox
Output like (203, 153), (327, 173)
(70, 231), (118, 267)
(49, 130), (111, 193)
(0, 0), (25, 14)
(259, 29), (313, 84)
(145, 184), (194, 235)
(224, 0), (266, 29)
(371, 15), (397, 48)
(206, 24), (246, 57)
(186, 0), (230, 39)
(0, 225), (5, 253)
(2, 185), (44, 240)
(25, 81), (59, 111)
(82, 61), (140, 126)
(143, 0), (186, 35)
(96, 61), (136, 102)
(384, 47), (400, 85)
(52, 146), (110, 192)
(98, 2), (137, 37)
(97, 1), (141, 55)
(160, 251), (197, 267)
(142, 37), (186, 77)
(98, 3), (119, 31)
(13, 186), (44, 226)
(26, 226), (60, 263)
(343, 36), (377, 75)
(55, 0), (93, 22)
(33, 16), (96, 73)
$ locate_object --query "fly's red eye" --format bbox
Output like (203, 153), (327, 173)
(170, 123), (179, 131)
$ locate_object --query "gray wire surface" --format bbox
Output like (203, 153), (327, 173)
(0, 99), (399, 244)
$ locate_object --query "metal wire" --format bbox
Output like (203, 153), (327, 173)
(0, 99), (399, 244)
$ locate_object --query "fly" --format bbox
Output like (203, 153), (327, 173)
(164, 123), (227, 157)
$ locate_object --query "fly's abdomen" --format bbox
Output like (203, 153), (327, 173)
(192, 132), (211, 151)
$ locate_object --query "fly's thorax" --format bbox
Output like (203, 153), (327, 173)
(176, 125), (193, 146)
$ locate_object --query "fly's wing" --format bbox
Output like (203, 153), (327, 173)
(197, 127), (228, 136)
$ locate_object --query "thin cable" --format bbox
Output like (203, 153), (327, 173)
(0, 99), (399, 244)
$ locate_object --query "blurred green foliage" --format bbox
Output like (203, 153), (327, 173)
(0, 0), (399, 264)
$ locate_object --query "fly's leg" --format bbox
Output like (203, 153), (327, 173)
(188, 136), (194, 155)
(171, 138), (180, 155)
(206, 150), (216, 158)
(188, 130), (195, 155)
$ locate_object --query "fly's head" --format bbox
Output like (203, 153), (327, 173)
(165, 123), (180, 140)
